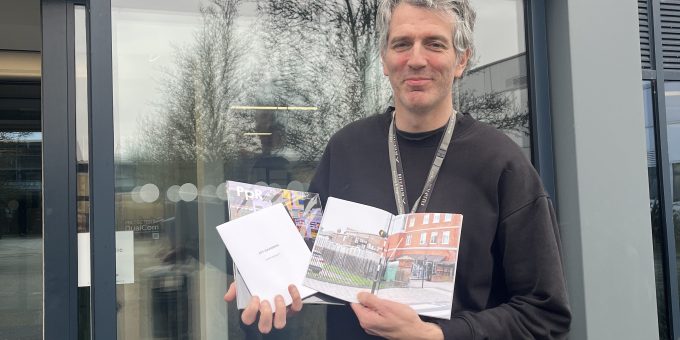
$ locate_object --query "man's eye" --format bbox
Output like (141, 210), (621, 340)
(392, 42), (410, 49)
(429, 42), (446, 49)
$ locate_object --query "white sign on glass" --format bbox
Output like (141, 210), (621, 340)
(78, 231), (135, 287)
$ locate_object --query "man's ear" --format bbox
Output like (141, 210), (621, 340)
(454, 49), (471, 78)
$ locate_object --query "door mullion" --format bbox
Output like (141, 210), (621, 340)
(86, 0), (117, 339)
(42, 0), (79, 338)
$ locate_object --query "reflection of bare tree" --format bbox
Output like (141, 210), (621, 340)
(131, 0), (529, 166)
(134, 0), (248, 163)
(458, 90), (529, 136)
(0, 132), (31, 197)
(0, 132), (30, 141)
(257, 0), (391, 161)
(258, 0), (529, 159)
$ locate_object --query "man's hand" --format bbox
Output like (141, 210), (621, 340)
(223, 282), (303, 333)
(351, 292), (444, 340)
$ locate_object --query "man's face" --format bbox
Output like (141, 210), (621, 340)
(382, 4), (468, 114)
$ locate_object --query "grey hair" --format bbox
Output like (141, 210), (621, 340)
(377, 0), (476, 73)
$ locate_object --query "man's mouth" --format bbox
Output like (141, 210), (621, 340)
(404, 78), (431, 86)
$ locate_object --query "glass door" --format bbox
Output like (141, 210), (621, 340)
(0, 93), (42, 340)
(95, 0), (532, 339)
(0, 0), (42, 338)
(109, 1), (340, 338)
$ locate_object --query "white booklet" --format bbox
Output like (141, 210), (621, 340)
(225, 181), (325, 308)
(216, 204), (316, 306)
(303, 197), (463, 319)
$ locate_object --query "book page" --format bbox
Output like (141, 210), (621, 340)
(216, 204), (316, 306)
(303, 197), (393, 303)
(225, 181), (323, 308)
(226, 181), (323, 239)
(377, 212), (463, 319)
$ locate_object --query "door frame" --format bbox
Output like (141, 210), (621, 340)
(42, 0), (117, 339)
(39, 0), (554, 339)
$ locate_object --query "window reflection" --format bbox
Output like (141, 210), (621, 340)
(459, 54), (529, 159)
(75, 5), (92, 340)
(0, 2), (42, 330)
(111, 0), (529, 339)
(0, 131), (42, 340)
(459, 0), (529, 159)
(665, 82), (680, 340)
(646, 81), (669, 340)
(664, 86), (680, 211)
(675, 163), (680, 203)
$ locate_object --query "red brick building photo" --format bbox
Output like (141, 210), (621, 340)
(384, 213), (463, 283)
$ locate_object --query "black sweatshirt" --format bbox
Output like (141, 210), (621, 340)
(309, 107), (571, 340)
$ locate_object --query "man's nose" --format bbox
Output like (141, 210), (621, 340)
(407, 44), (426, 69)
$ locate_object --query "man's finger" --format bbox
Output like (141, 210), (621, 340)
(241, 296), (260, 325)
(273, 295), (287, 329)
(258, 300), (273, 334)
(288, 284), (303, 313)
(365, 329), (380, 336)
(357, 292), (384, 312)
(351, 302), (369, 319)
(223, 282), (237, 302)
(351, 303), (381, 332)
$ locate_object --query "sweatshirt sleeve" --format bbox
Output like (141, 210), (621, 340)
(437, 196), (571, 339)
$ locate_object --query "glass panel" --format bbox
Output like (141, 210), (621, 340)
(110, 1), (529, 339)
(459, 0), (529, 159)
(0, 2), (42, 337)
(75, 5), (92, 340)
(675, 163), (680, 203)
(0, 131), (42, 340)
(667, 82), (680, 124)
(110, 2), (315, 339)
(647, 81), (669, 340)
(665, 82), (680, 338)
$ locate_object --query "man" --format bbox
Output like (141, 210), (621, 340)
(225, 0), (572, 338)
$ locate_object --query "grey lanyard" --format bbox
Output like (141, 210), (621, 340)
(388, 110), (456, 215)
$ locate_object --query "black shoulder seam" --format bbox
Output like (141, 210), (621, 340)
(499, 194), (549, 223)
(451, 112), (478, 141)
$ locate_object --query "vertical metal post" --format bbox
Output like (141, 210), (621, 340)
(525, 0), (556, 201)
(42, 0), (79, 339)
(86, 0), (117, 338)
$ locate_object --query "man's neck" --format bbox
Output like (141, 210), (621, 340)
(393, 106), (453, 133)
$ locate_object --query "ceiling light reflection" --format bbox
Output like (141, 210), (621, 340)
(230, 105), (318, 111)
(243, 132), (273, 136)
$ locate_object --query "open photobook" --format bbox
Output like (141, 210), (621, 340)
(303, 197), (463, 319)
(223, 181), (328, 309)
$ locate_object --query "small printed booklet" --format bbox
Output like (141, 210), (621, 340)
(303, 197), (463, 319)
(224, 181), (326, 309)
(216, 204), (317, 306)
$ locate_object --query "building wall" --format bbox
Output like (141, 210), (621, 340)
(385, 213), (462, 261)
(546, 0), (659, 338)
